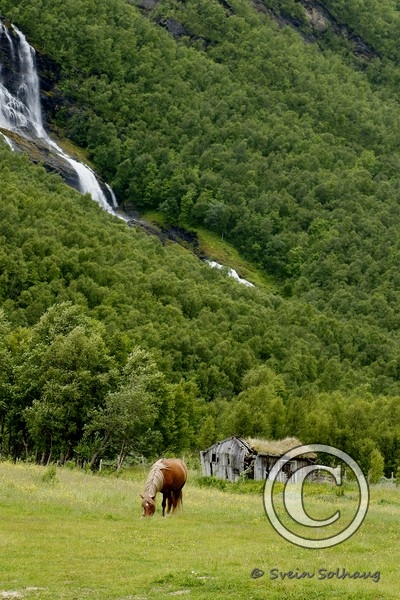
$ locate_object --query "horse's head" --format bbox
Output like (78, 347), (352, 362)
(141, 494), (156, 517)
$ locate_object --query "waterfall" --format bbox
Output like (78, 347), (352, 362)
(206, 260), (255, 287)
(0, 22), (118, 214)
(45, 138), (115, 214)
(105, 183), (119, 208)
(0, 131), (15, 150)
(0, 24), (47, 137)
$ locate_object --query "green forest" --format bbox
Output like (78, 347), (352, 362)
(2, 0), (400, 477)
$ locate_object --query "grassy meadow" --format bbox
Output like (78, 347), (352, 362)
(0, 461), (398, 599)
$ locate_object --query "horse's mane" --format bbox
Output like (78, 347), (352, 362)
(143, 459), (165, 498)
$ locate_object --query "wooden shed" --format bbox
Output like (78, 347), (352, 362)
(249, 437), (317, 483)
(199, 436), (256, 482)
(200, 436), (316, 483)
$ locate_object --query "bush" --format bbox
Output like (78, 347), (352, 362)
(369, 449), (384, 484)
(395, 465), (400, 487)
(41, 464), (58, 485)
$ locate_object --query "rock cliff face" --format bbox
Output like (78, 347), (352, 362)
(1, 127), (81, 190)
(35, 52), (63, 129)
(133, 0), (234, 45)
(253, 0), (377, 61)
(133, 0), (234, 12)
(131, 0), (160, 10)
(132, 0), (376, 62)
(301, 0), (376, 59)
(0, 21), (16, 90)
(157, 17), (190, 37)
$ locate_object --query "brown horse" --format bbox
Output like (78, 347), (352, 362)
(141, 458), (187, 517)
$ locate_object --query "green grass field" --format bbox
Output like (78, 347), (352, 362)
(0, 462), (397, 599)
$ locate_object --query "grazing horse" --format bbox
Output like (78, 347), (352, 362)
(141, 458), (187, 517)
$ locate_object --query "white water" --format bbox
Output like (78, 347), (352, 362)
(0, 21), (14, 57)
(0, 22), (118, 214)
(0, 131), (15, 150)
(0, 24), (45, 136)
(206, 260), (255, 287)
(46, 137), (115, 214)
(105, 183), (119, 208)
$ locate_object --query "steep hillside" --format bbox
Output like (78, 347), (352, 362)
(1, 0), (400, 473)
(2, 1), (400, 301)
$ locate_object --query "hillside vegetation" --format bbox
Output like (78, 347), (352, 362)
(1, 0), (400, 474)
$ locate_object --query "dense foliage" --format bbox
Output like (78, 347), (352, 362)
(2, 0), (400, 476)
(0, 145), (399, 476)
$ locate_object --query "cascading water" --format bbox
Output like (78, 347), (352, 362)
(0, 131), (14, 150)
(0, 22), (254, 282)
(206, 260), (255, 287)
(1, 26), (46, 137)
(105, 183), (119, 209)
(0, 21), (118, 215)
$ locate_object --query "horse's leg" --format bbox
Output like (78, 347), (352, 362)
(161, 492), (167, 517)
(166, 491), (173, 515)
(171, 490), (178, 513)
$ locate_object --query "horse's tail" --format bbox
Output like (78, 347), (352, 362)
(172, 488), (184, 512)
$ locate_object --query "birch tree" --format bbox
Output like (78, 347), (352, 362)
(83, 347), (165, 470)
